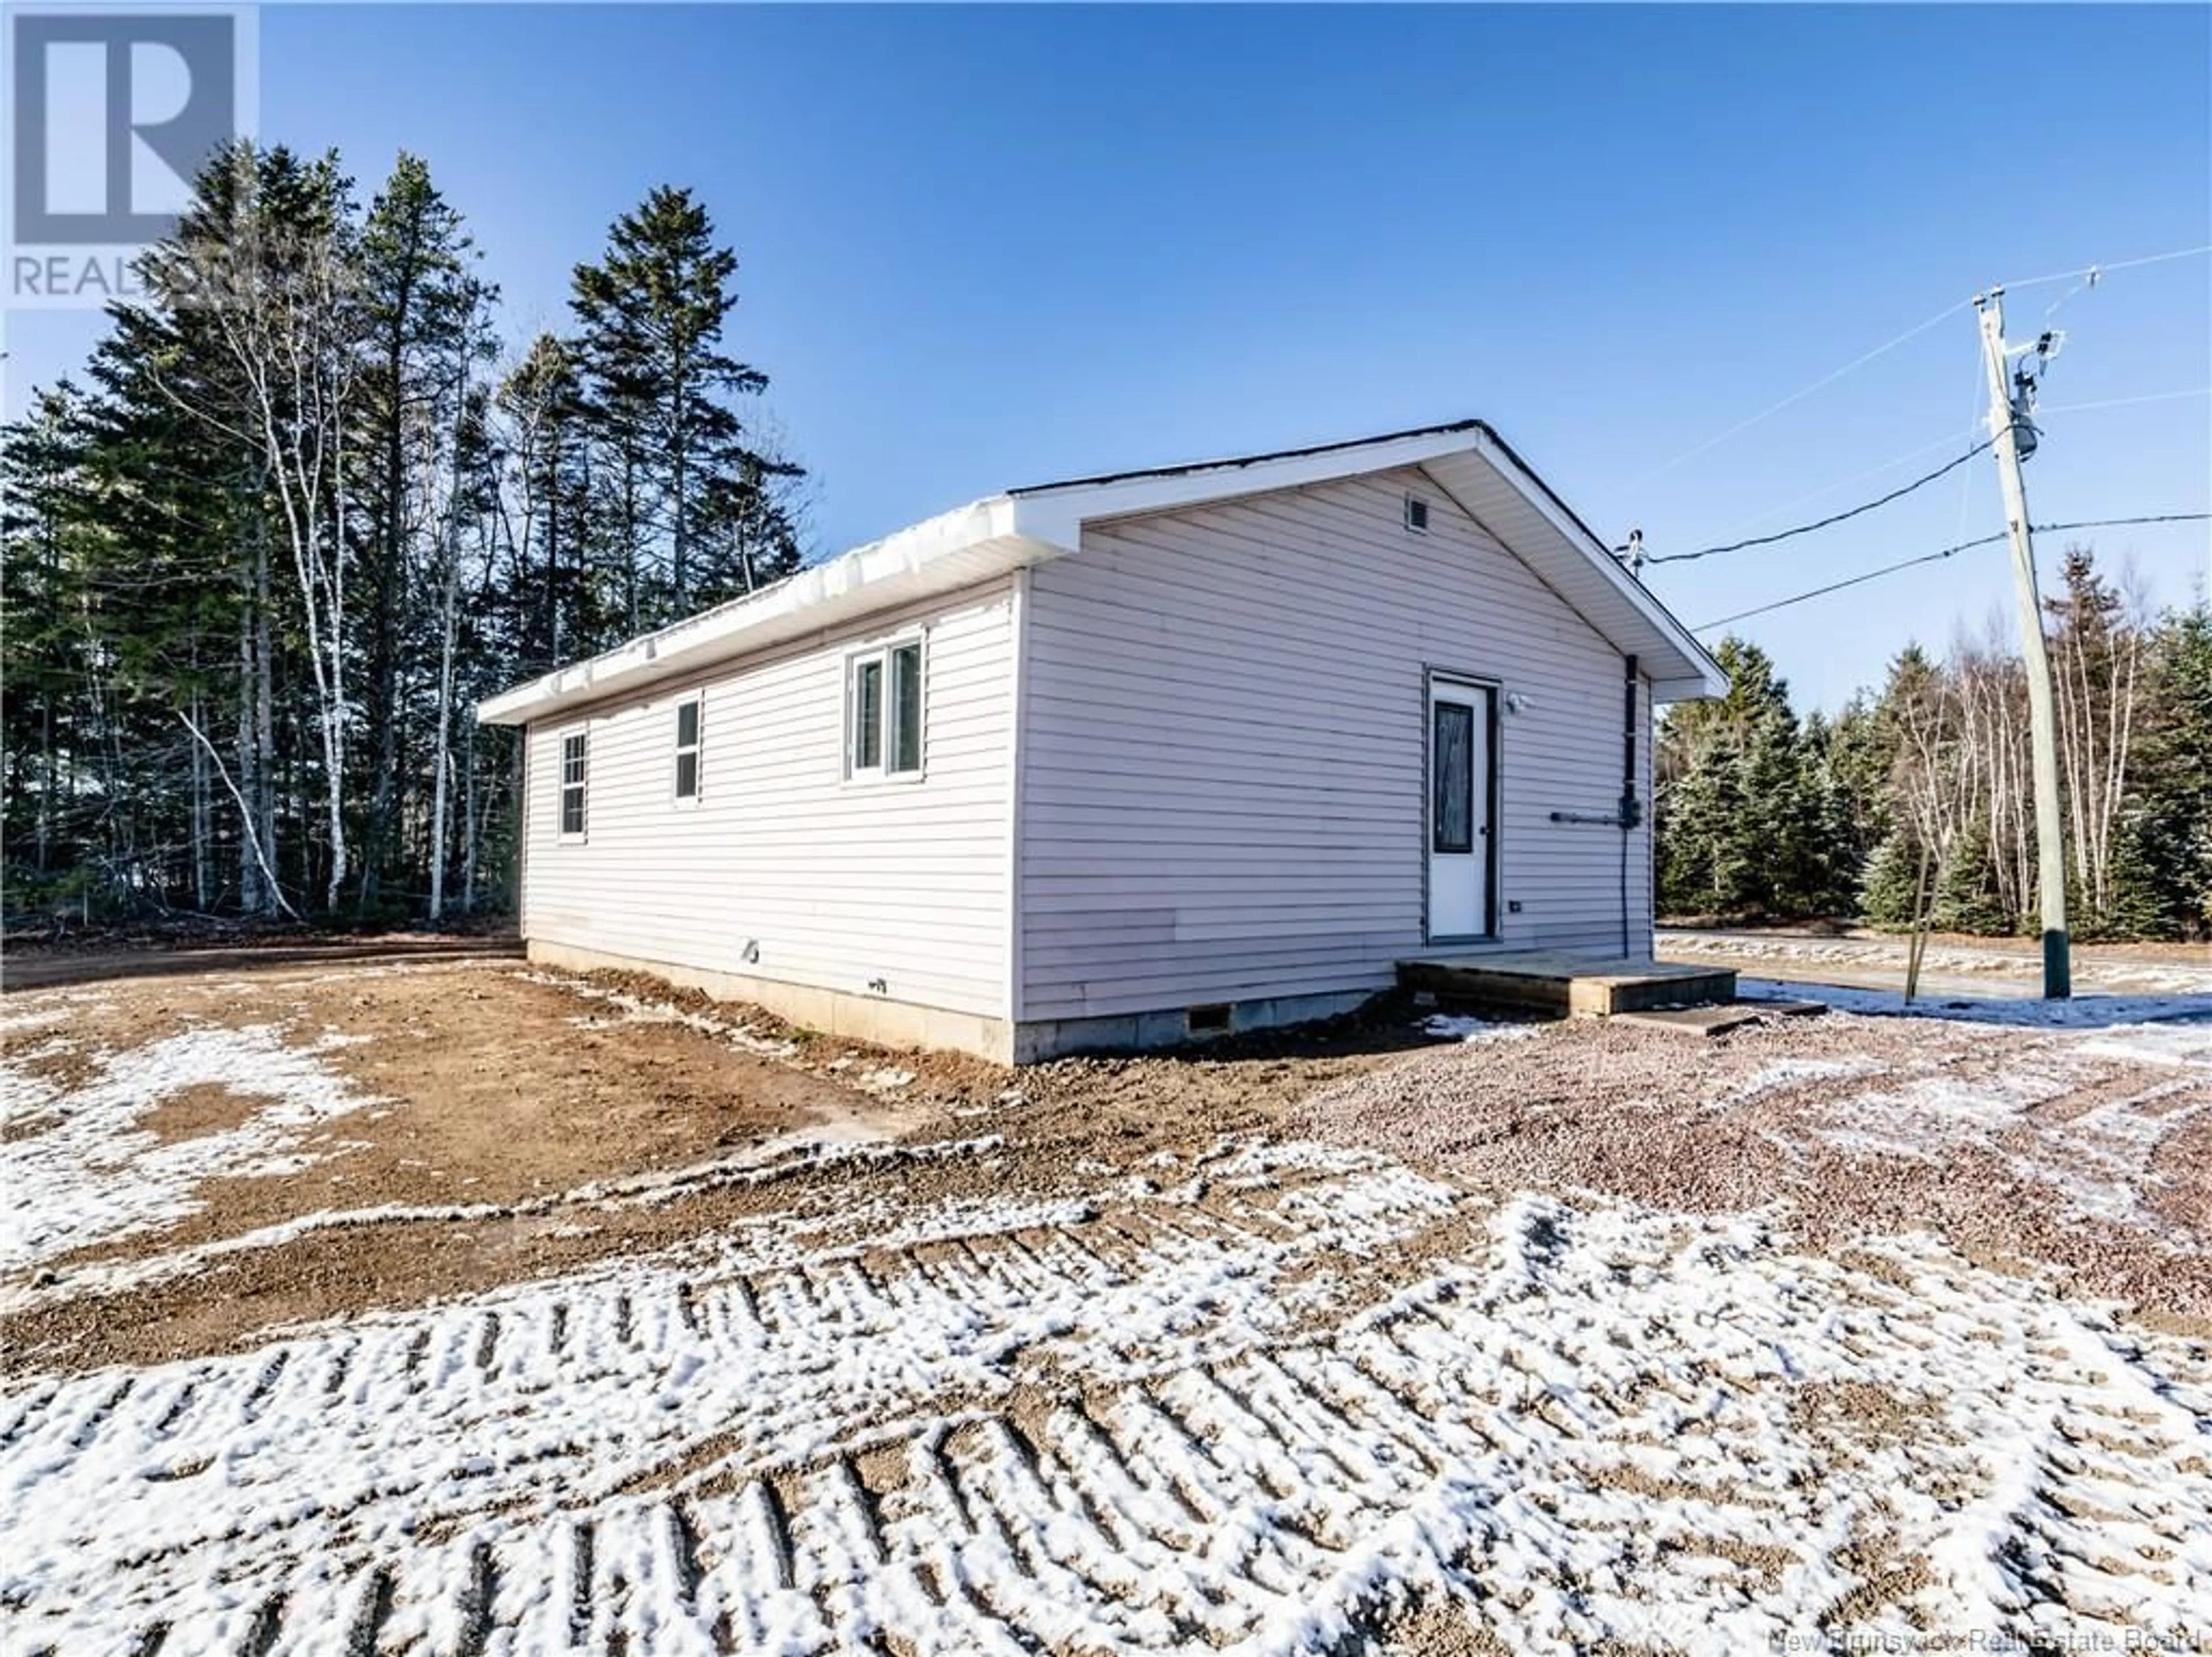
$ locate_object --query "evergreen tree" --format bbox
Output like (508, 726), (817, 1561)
(1932, 823), (2010, 935)
(351, 152), (498, 915)
(0, 141), (809, 927)
(1656, 636), (1834, 920)
(568, 186), (799, 631)
(1658, 730), (1752, 916)
(493, 334), (600, 670)
(2131, 605), (2212, 938)
(1859, 830), (1928, 930)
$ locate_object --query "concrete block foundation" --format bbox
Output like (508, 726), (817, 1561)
(525, 939), (1380, 1065)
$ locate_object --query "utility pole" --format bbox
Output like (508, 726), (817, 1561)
(1976, 286), (2070, 998)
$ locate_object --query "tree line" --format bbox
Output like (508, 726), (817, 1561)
(2, 143), (806, 926)
(1657, 549), (2212, 940)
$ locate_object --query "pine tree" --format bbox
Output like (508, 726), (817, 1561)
(1656, 635), (1832, 920)
(0, 139), (809, 928)
(1933, 822), (2010, 935)
(1859, 830), (1927, 930)
(569, 186), (799, 630)
(2132, 604), (2212, 938)
(351, 152), (497, 915)
(494, 334), (600, 669)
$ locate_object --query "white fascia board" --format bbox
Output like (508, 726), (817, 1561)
(1010, 427), (1485, 528)
(475, 496), (1067, 727)
(1461, 427), (1728, 702)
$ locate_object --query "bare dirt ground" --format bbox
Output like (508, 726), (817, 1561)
(1303, 1011), (2212, 1326)
(3, 960), (2208, 1653)
(0, 928), (524, 992)
(1, 959), (1415, 1370)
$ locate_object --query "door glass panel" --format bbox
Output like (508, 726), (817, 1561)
(1433, 702), (1474, 854)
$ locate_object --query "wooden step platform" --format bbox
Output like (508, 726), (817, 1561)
(1397, 951), (1738, 1018)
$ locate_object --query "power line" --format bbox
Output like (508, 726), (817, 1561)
(1628, 245), (2210, 489)
(1994, 243), (2212, 293)
(2036, 387), (2211, 415)
(1646, 440), (1994, 565)
(1628, 298), (1973, 486)
(1696, 537), (2004, 630)
(1692, 513), (2212, 631)
(1707, 422), (1982, 541)
(1951, 349), (1987, 543)
(2040, 511), (2212, 536)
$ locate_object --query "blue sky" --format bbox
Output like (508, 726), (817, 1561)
(7, 2), (2207, 711)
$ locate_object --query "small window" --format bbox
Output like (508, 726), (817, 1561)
(851, 657), (884, 772)
(674, 696), (702, 803)
(559, 731), (588, 838)
(847, 637), (925, 780)
(890, 642), (923, 774)
(1404, 494), (1431, 534)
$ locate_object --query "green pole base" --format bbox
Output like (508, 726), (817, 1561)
(2041, 929), (2071, 1000)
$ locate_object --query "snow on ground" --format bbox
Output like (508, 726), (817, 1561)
(4, 1139), (2207, 1655)
(1662, 930), (2212, 997)
(524, 969), (802, 1057)
(1738, 976), (2212, 1030)
(0, 1133), (1006, 1316)
(1420, 1012), (1540, 1043)
(1, 1020), (383, 1274)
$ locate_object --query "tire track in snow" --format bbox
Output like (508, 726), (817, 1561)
(3, 1152), (2209, 1654)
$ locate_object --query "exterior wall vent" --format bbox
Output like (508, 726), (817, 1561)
(1186, 1002), (1233, 1037)
(1403, 494), (1431, 534)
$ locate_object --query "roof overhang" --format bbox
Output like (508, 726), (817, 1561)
(475, 498), (1070, 727)
(476, 420), (1725, 727)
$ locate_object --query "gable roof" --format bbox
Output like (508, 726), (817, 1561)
(475, 420), (1726, 726)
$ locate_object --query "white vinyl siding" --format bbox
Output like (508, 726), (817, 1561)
(522, 582), (1016, 1019)
(1017, 466), (1654, 1022)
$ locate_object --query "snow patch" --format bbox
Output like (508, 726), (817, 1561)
(4, 1133), (1011, 1312)
(1421, 1013), (1540, 1043)
(516, 969), (801, 1057)
(1738, 977), (2212, 1029)
(1, 1023), (385, 1273)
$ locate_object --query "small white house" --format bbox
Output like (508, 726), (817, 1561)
(478, 421), (1725, 1061)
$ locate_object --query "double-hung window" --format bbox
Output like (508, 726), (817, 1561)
(559, 730), (588, 838)
(673, 696), (702, 803)
(847, 637), (925, 781)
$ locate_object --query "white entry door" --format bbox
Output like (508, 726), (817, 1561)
(1427, 679), (1494, 940)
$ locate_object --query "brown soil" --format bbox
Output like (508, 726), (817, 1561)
(10, 955), (2206, 1378)
(2, 962), (1427, 1371)
(0, 932), (522, 991)
(138, 1082), (264, 1141)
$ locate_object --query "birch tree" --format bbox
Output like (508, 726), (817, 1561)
(141, 144), (361, 911)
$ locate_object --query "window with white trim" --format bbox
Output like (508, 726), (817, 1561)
(559, 731), (588, 837)
(673, 695), (702, 803)
(847, 637), (925, 780)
